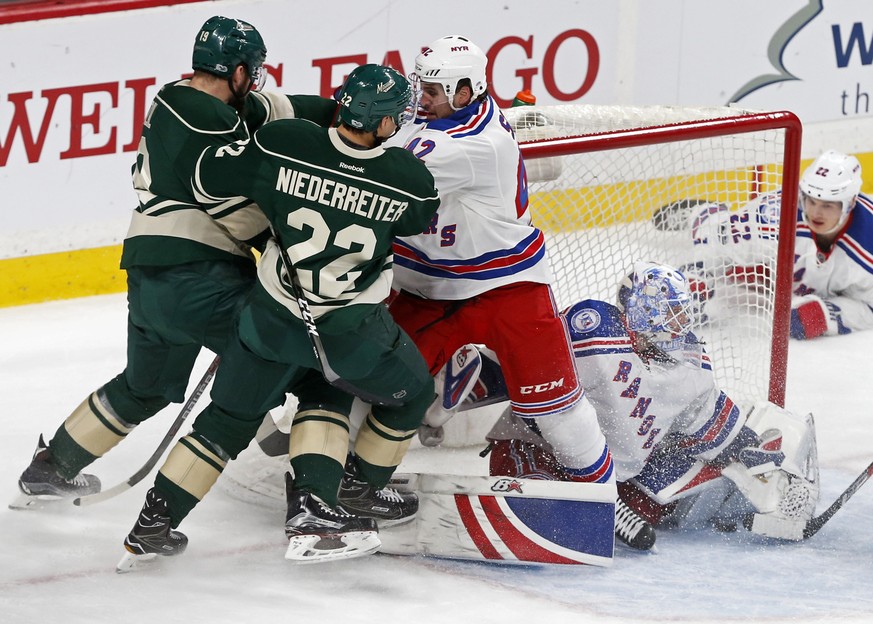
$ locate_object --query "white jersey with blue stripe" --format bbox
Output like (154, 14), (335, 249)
(691, 189), (873, 335)
(794, 192), (873, 334)
(564, 299), (742, 481)
(392, 95), (552, 300)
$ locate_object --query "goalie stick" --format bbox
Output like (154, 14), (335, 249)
(73, 355), (220, 506)
(742, 459), (873, 540)
(275, 239), (403, 407)
(802, 459), (873, 539)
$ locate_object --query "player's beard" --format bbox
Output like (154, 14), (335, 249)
(373, 125), (400, 147)
(228, 76), (251, 115)
(229, 91), (248, 116)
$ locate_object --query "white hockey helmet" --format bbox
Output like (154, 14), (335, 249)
(413, 35), (488, 100)
(617, 261), (693, 350)
(799, 149), (862, 231)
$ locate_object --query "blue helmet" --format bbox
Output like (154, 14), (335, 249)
(617, 262), (693, 346)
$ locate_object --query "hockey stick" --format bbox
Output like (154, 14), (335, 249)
(275, 241), (403, 407)
(73, 355), (220, 506)
(801, 459), (873, 539)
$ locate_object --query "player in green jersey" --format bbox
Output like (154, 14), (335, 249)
(117, 64), (440, 567)
(12, 16), (338, 511)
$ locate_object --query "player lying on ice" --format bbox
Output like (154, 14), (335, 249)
(420, 261), (821, 550)
(651, 149), (873, 341)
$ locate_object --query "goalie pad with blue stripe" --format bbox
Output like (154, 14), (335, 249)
(379, 474), (616, 566)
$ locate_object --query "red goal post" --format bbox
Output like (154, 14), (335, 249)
(511, 106), (802, 411)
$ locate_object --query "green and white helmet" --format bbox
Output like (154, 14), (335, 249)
(337, 64), (417, 133)
(192, 16), (267, 89)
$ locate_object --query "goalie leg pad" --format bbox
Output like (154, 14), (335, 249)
(379, 474), (616, 566)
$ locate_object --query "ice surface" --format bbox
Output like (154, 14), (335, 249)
(1, 293), (870, 623)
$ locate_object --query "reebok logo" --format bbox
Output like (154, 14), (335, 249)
(339, 162), (365, 173)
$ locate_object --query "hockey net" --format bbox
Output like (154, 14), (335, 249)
(508, 104), (801, 414)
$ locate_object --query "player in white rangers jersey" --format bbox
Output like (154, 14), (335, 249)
(390, 35), (612, 487)
(485, 262), (819, 549)
(659, 149), (873, 340)
(786, 150), (873, 338)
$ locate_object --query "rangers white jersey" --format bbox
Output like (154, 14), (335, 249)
(691, 190), (873, 335)
(392, 95), (552, 299)
(564, 300), (742, 481)
(794, 193), (873, 335)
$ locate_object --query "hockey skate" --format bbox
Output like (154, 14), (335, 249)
(10, 434), (101, 510)
(284, 474), (380, 563)
(116, 488), (188, 573)
(615, 497), (657, 551)
(337, 456), (418, 527)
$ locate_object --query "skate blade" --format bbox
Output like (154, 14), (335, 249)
(116, 550), (158, 574)
(376, 513), (417, 529)
(8, 492), (64, 511)
(285, 531), (381, 564)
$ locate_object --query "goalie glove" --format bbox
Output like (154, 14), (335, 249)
(789, 294), (840, 340)
(736, 428), (786, 476)
(712, 425), (785, 475)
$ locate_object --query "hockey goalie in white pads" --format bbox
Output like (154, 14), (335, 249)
(428, 262), (821, 546)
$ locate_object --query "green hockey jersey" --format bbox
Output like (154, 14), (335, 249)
(191, 120), (440, 321)
(121, 80), (338, 268)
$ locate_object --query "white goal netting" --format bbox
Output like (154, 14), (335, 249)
(507, 104), (800, 413)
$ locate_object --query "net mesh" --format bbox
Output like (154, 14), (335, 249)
(507, 104), (795, 411)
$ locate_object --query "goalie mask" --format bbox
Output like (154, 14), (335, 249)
(617, 262), (693, 351)
(338, 64), (417, 133)
(413, 35), (488, 107)
(192, 16), (268, 92)
(799, 149), (862, 233)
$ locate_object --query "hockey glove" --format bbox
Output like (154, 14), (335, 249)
(789, 295), (838, 340)
(713, 425), (784, 475)
(736, 428), (786, 476)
